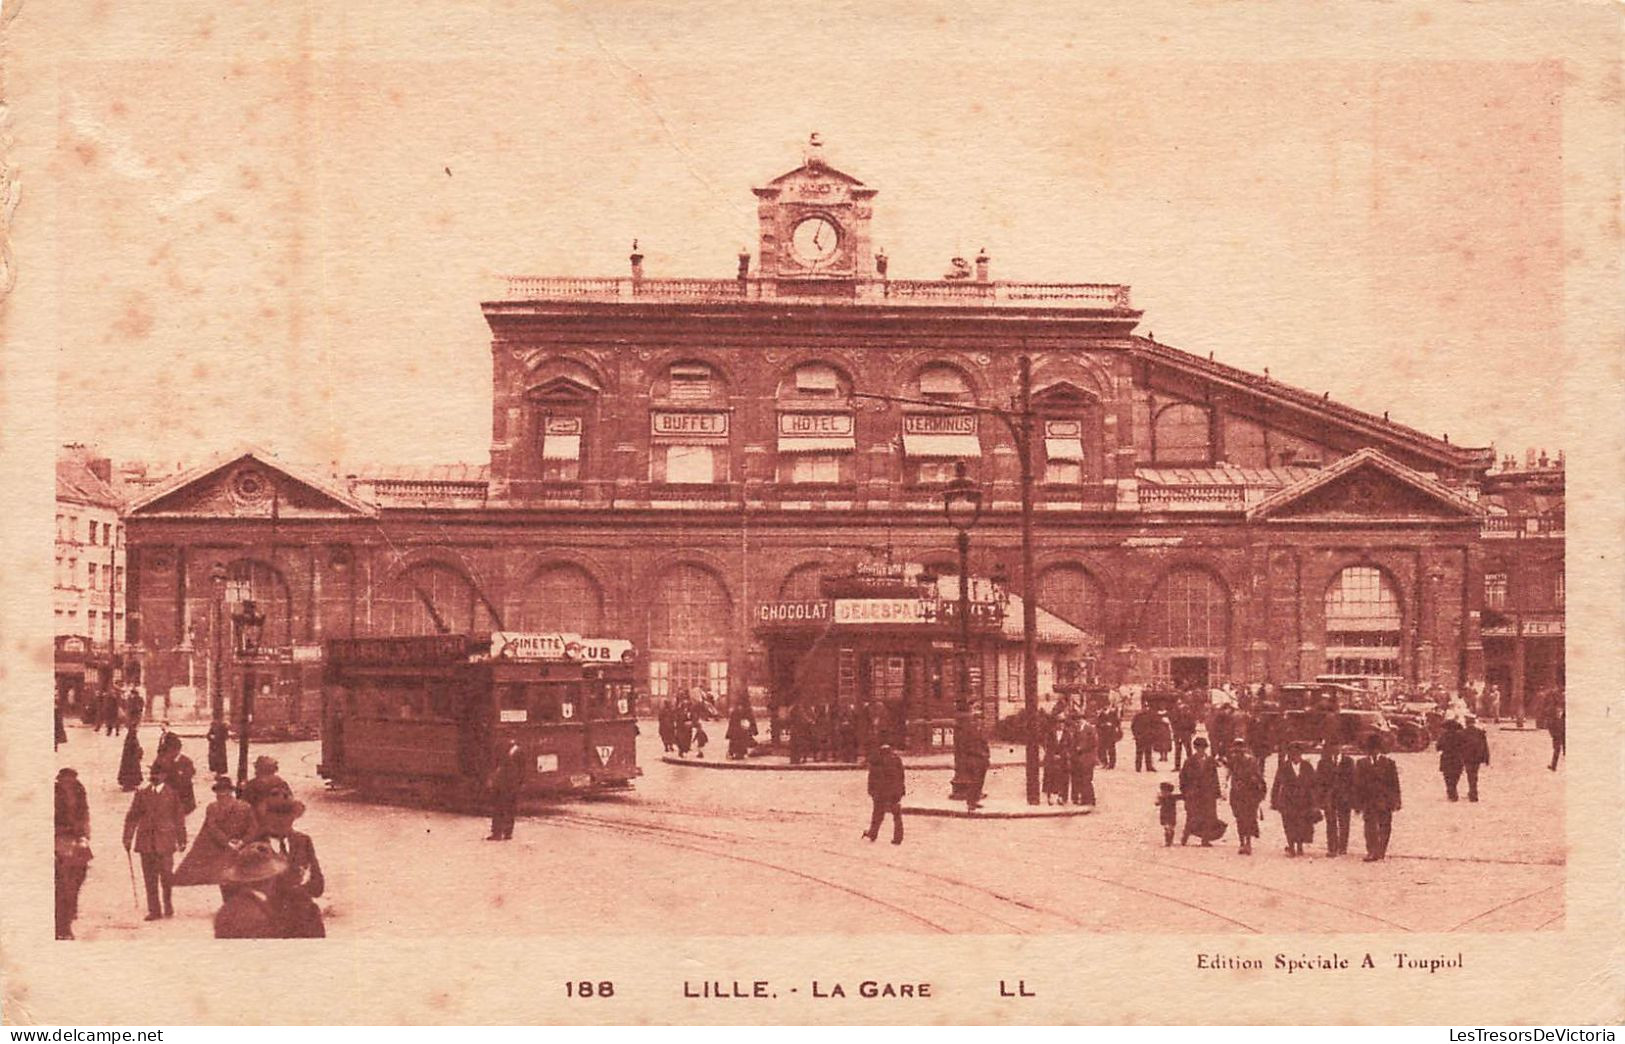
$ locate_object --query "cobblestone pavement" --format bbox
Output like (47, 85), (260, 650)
(55, 720), (1562, 938)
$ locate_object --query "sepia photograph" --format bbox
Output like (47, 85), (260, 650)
(3, 0), (1621, 1028)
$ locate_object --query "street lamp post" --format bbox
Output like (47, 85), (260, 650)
(852, 351), (1042, 805)
(943, 461), (983, 801)
(209, 563), (227, 724)
(231, 598), (265, 787)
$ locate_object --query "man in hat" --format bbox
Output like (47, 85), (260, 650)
(864, 742), (906, 845)
(214, 841), (286, 939)
(1461, 715), (1491, 802)
(55, 768), (92, 939)
(122, 761), (188, 920)
(240, 754), (286, 809)
(1270, 742), (1318, 857)
(1546, 695), (1565, 771)
(1225, 739), (1266, 856)
(486, 737), (525, 841)
(175, 775), (258, 899)
(1316, 742), (1358, 857)
(1178, 736), (1223, 846)
(153, 732), (198, 818)
(206, 719), (230, 777)
(1354, 733), (1402, 861)
(251, 784), (326, 938)
(1436, 718), (1466, 802)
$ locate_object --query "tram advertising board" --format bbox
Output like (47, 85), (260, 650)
(491, 632), (635, 663)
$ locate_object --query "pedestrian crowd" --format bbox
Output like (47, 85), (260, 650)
(53, 695), (326, 941)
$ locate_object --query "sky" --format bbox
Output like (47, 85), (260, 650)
(25, 3), (1579, 470)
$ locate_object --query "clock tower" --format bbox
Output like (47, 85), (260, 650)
(753, 134), (878, 287)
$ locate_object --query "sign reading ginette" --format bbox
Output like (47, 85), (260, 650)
(490, 632), (635, 662)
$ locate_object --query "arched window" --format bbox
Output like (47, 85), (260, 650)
(777, 562), (827, 601)
(903, 363), (980, 484)
(508, 563), (604, 635)
(1037, 564), (1105, 636)
(648, 564), (732, 699)
(1323, 566), (1402, 676)
(225, 559), (293, 647)
(1034, 382), (1100, 485)
(651, 362), (730, 484)
(1152, 403), (1213, 465)
(1140, 567), (1230, 688)
(376, 563), (496, 637)
(776, 362), (855, 484)
(524, 360), (601, 483)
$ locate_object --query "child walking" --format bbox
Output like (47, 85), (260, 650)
(1155, 781), (1182, 847)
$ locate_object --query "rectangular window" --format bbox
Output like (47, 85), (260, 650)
(104, 522), (113, 545)
(1045, 460), (1084, 485)
(1553, 571), (1564, 608)
(1484, 573), (1508, 610)
(664, 444), (716, 484)
(540, 416), (583, 482)
(914, 459), (960, 484)
(88, 524), (98, 546)
(795, 365), (840, 396)
(1043, 419), (1085, 484)
(68, 559), (78, 587)
(649, 660), (671, 698)
(88, 563), (98, 589)
(55, 515), (64, 541)
(789, 454), (841, 484)
(116, 566), (125, 589)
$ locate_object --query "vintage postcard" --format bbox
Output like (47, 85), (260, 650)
(2, 0), (1621, 1027)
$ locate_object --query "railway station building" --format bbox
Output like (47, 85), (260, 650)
(123, 137), (1506, 727)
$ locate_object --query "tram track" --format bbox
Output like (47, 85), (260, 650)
(554, 807), (1266, 934)
(1445, 883), (1562, 932)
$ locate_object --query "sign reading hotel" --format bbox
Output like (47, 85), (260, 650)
(903, 413), (976, 435)
(778, 413), (854, 436)
(651, 411), (729, 437)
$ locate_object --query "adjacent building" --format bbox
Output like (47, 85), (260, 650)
(1479, 449), (1565, 719)
(54, 445), (127, 709)
(122, 138), (1515, 734)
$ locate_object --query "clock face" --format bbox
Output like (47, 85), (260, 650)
(791, 215), (841, 266)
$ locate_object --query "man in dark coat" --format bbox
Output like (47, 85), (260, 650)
(1069, 718), (1098, 806)
(206, 719), (230, 777)
(1131, 707), (1157, 772)
(1461, 716), (1491, 802)
(725, 698), (757, 760)
(176, 774), (258, 898)
(1316, 743), (1357, 856)
(1225, 740), (1266, 856)
(788, 702), (810, 765)
(1096, 706), (1121, 769)
(1171, 703), (1196, 770)
(122, 762), (188, 920)
(1178, 737), (1224, 845)
(153, 732), (198, 818)
(252, 788), (326, 938)
(1042, 722), (1070, 804)
(1270, 743), (1318, 857)
(1354, 734), (1402, 861)
(126, 688), (145, 727)
(102, 690), (122, 736)
(1436, 719), (1466, 801)
(240, 755), (287, 809)
(960, 722), (991, 811)
(656, 702), (676, 753)
(863, 743), (906, 845)
(55, 768), (92, 939)
(673, 701), (694, 757)
(486, 738), (524, 841)
(1547, 698), (1565, 771)
(1210, 704), (1236, 756)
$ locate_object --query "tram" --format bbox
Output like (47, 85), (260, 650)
(317, 631), (641, 806)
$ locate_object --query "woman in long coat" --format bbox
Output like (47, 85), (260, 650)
(116, 726), (144, 791)
(1042, 723), (1070, 804)
(206, 719), (230, 777)
(1226, 740), (1267, 856)
(1270, 743), (1318, 856)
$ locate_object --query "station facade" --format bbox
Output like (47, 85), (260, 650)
(123, 139), (1506, 724)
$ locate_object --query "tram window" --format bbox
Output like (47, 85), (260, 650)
(498, 683), (530, 723)
(425, 679), (458, 721)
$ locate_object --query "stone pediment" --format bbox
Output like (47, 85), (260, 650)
(127, 447), (378, 519)
(1247, 448), (1482, 523)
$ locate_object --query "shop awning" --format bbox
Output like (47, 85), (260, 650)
(778, 436), (856, 453)
(1044, 437), (1084, 462)
(902, 433), (981, 458)
(541, 435), (581, 460)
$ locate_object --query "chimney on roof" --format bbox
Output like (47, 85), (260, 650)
(737, 248), (750, 282)
(974, 248), (990, 283)
(86, 456), (112, 484)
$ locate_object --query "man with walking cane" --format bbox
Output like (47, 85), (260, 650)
(123, 762), (188, 921)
